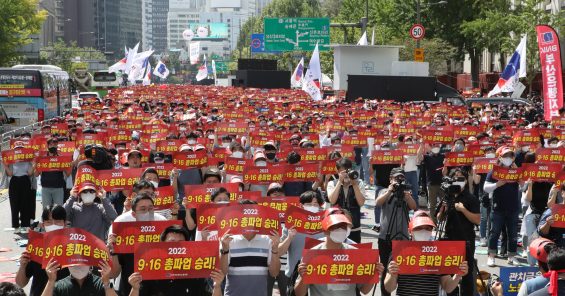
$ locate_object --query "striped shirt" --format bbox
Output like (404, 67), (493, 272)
(225, 234), (272, 296)
(395, 274), (442, 296)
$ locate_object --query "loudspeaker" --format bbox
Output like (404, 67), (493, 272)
(238, 59), (278, 71)
(236, 70), (291, 89)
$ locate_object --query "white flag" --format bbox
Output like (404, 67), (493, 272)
(196, 56), (208, 81)
(488, 35), (527, 97)
(302, 43), (322, 101)
(153, 61), (170, 79)
(211, 60), (217, 82)
(357, 31), (368, 46)
(290, 57), (305, 88)
(124, 42), (139, 74)
(108, 56), (127, 73)
(142, 63), (151, 86)
(371, 28), (375, 45)
(190, 42), (200, 65)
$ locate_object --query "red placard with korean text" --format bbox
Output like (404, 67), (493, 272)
(256, 196), (301, 221)
(556, 171), (565, 187)
(285, 205), (324, 235)
(196, 203), (230, 231)
(183, 183), (240, 208)
(112, 220), (183, 254)
(492, 166), (522, 182)
(224, 158), (250, 175)
(302, 248), (380, 284)
(320, 159), (338, 175)
(41, 228), (111, 268)
(57, 141), (76, 156)
(299, 148), (328, 163)
(216, 122), (247, 135)
(243, 165), (285, 185)
(34, 155), (73, 173)
(216, 204), (280, 236)
(453, 126), (481, 139)
(142, 163), (176, 179)
(330, 145), (355, 159)
(74, 166), (99, 188)
(551, 204), (565, 228)
(172, 150), (208, 169)
(513, 130), (541, 146)
(234, 190), (262, 201)
(1, 148), (36, 165)
(420, 129), (454, 144)
(520, 163), (563, 182)
(155, 140), (184, 153)
(154, 186), (176, 210)
(97, 168), (144, 191)
(391, 241), (466, 275)
(76, 133), (106, 147)
(398, 144), (418, 156)
(303, 237), (373, 250)
(26, 231), (45, 264)
(370, 150), (404, 165)
(473, 158), (498, 174)
(535, 148), (565, 163)
(283, 163), (319, 182)
(134, 241), (219, 280)
(444, 152), (475, 167)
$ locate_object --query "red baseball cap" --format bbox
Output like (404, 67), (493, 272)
(529, 237), (554, 263)
(409, 216), (436, 232)
(78, 182), (97, 192)
(321, 213), (352, 231)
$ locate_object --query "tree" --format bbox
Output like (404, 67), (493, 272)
(394, 37), (457, 76)
(0, 0), (46, 66)
(40, 40), (107, 73)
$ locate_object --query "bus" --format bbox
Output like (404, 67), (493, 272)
(91, 70), (120, 90)
(0, 66), (71, 130)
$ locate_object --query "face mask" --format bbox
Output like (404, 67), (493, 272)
(222, 143), (230, 148)
(330, 133), (337, 137)
(329, 228), (349, 243)
(80, 193), (96, 204)
(232, 151), (243, 158)
(501, 157), (513, 167)
(453, 181), (466, 190)
(521, 146), (530, 152)
(485, 153), (496, 158)
(454, 144), (464, 152)
(208, 134), (215, 140)
(149, 181), (159, 188)
(266, 152), (276, 160)
(303, 205), (319, 213)
(412, 230), (433, 241)
(405, 141), (413, 145)
(136, 211), (154, 222)
(187, 139), (196, 145)
(549, 143), (558, 148)
(255, 161), (267, 167)
(154, 159), (164, 164)
(431, 147), (441, 154)
(44, 224), (64, 232)
(48, 147), (58, 154)
(179, 127), (187, 132)
(69, 265), (90, 280)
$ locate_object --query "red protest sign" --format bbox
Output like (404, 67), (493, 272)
(97, 168), (143, 191)
(492, 166), (522, 182)
(330, 145), (355, 159)
(473, 158), (498, 174)
(520, 163), (563, 182)
(398, 144), (418, 156)
(108, 130), (132, 144)
(243, 165), (284, 185)
(342, 136), (368, 147)
(196, 203), (230, 231)
(444, 152), (475, 167)
(76, 133), (106, 147)
(556, 171), (565, 187)
(299, 148), (328, 163)
(257, 196), (301, 221)
(420, 129), (454, 144)
(183, 183), (240, 207)
(111, 220), (183, 254)
(57, 141), (76, 156)
(370, 150), (404, 165)
(391, 241), (466, 275)
(74, 165), (100, 188)
(285, 205), (324, 235)
(142, 163), (175, 179)
(224, 158), (250, 175)
(172, 150), (208, 169)
(41, 228), (111, 268)
(216, 122), (248, 135)
(551, 204), (565, 228)
(235, 190), (262, 201)
(216, 204), (280, 236)
(535, 148), (565, 163)
(453, 126), (481, 139)
(34, 155), (73, 173)
(155, 140), (184, 153)
(513, 130), (541, 146)
(283, 163), (319, 182)
(154, 186), (176, 210)
(320, 159), (338, 175)
(26, 231), (45, 264)
(134, 241), (219, 280)
(1, 148), (36, 165)
(302, 248), (380, 284)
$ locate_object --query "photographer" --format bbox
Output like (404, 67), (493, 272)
(327, 158), (367, 243)
(375, 168), (417, 296)
(437, 168), (480, 296)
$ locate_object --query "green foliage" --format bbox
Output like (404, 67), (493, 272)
(40, 40), (107, 73)
(0, 0), (46, 66)
(394, 37), (457, 76)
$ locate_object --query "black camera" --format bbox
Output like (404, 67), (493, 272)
(441, 176), (463, 195)
(347, 169), (359, 180)
(84, 144), (113, 170)
(392, 181), (409, 193)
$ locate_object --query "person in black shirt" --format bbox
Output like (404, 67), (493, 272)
(128, 225), (224, 296)
(35, 138), (67, 207)
(370, 142), (399, 231)
(16, 205), (70, 296)
(418, 142), (446, 223)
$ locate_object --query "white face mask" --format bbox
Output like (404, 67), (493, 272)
(80, 193), (96, 204)
(329, 228), (349, 243)
(231, 151), (243, 158)
(222, 143), (230, 148)
(208, 134), (215, 140)
(453, 181), (466, 190)
(154, 159), (164, 164)
(501, 157), (513, 167)
(136, 211), (154, 222)
(549, 143), (558, 148)
(485, 153), (496, 158)
(187, 139), (196, 145)
(44, 224), (64, 232)
(149, 181), (159, 188)
(303, 205), (320, 213)
(454, 144), (464, 152)
(255, 161), (267, 167)
(179, 127), (187, 132)
(413, 230), (433, 241)
(330, 133), (337, 138)
(69, 265), (90, 279)
(431, 147), (441, 154)
(521, 146), (530, 152)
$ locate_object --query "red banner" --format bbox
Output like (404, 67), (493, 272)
(492, 166), (522, 182)
(154, 186), (176, 210)
(285, 205), (324, 235)
(535, 148), (565, 163)
(398, 144), (418, 156)
(97, 168), (144, 191)
(134, 241), (219, 280)
(224, 158), (250, 175)
(196, 203), (230, 231)
(420, 129), (454, 144)
(155, 140), (184, 153)
(556, 171), (565, 187)
(57, 141), (76, 156)
(520, 163), (563, 182)
(111, 220), (183, 254)
(370, 150), (404, 165)
(536, 25), (563, 120)
(216, 204), (280, 236)
(256, 196), (301, 221)
(41, 228), (111, 268)
(320, 159), (338, 175)
(183, 183), (240, 207)
(391, 241), (466, 275)
(1, 148), (36, 165)
(26, 231), (45, 264)
(513, 130), (541, 146)
(283, 163), (319, 182)
(216, 122), (248, 135)
(551, 204), (565, 228)
(243, 165), (285, 185)
(453, 126), (481, 139)
(299, 148), (328, 163)
(142, 163), (176, 179)
(444, 152), (475, 167)
(74, 165), (99, 188)
(330, 145), (355, 159)
(34, 155), (73, 173)
(473, 157), (498, 174)
(302, 249), (380, 284)
(172, 150), (208, 169)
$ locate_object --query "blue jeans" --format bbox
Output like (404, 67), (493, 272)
(404, 171), (419, 207)
(480, 203), (491, 239)
(374, 186), (384, 224)
(488, 210), (519, 257)
(524, 213), (540, 266)
(361, 148), (370, 184)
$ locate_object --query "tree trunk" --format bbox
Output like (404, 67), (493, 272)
(469, 48), (480, 88)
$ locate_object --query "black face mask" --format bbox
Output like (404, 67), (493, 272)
(48, 147), (58, 154)
(266, 152), (276, 160)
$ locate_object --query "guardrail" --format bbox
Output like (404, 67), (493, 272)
(0, 117), (63, 152)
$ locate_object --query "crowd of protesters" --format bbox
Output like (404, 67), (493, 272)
(1, 84), (564, 296)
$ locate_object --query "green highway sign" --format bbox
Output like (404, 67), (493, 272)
(264, 18), (330, 51)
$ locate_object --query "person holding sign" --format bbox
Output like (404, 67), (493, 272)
(35, 138), (68, 207)
(538, 183), (565, 248)
(384, 215), (468, 296)
(293, 212), (384, 296)
(41, 259), (116, 296)
(16, 205), (70, 296)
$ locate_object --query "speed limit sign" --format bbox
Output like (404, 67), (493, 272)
(410, 24), (425, 40)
